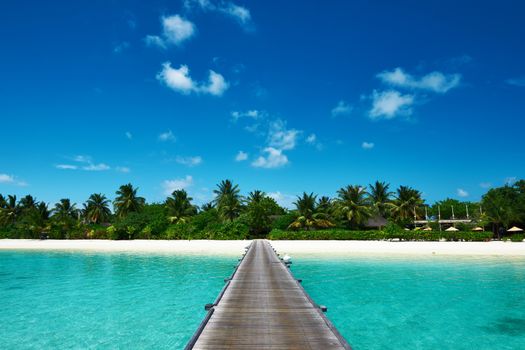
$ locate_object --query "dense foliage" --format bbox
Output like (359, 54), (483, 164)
(1, 179), (524, 240)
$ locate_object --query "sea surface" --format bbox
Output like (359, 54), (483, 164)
(1, 250), (525, 349)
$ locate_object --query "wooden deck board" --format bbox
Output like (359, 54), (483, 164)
(186, 240), (351, 349)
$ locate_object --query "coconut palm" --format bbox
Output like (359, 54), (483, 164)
(165, 190), (197, 224)
(19, 195), (37, 211)
(30, 201), (51, 230)
(288, 193), (335, 230)
(316, 196), (334, 216)
(200, 202), (215, 212)
(335, 185), (371, 229)
(368, 181), (394, 218)
(247, 190), (265, 204)
(391, 185), (424, 223)
(0, 194), (7, 209)
(0, 195), (20, 225)
(213, 180), (243, 222)
(52, 199), (78, 222)
(84, 194), (112, 224)
(114, 184), (145, 218)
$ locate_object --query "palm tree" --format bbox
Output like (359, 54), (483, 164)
(0, 195), (21, 225)
(316, 196), (334, 215)
(368, 181), (394, 218)
(200, 202), (215, 212)
(30, 201), (51, 232)
(52, 199), (78, 222)
(213, 180), (243, 222)
(84, 194), (112, 224)
(335, 185), (371, 229)
(165, 190), (197, 224)
(0, 194), (7, 209)
(288, 193), (335, 230)
(19, 195), (37, 211)
(391, 185), (424, 223)
(114, 183), (145, 218)
(247, 190), (265, 204)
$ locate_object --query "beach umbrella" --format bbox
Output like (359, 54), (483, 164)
(507, 226), (523, 233)
(445, 226), (459, 232)
(472, 227), (484, 232)
(422, 227), (432, 231)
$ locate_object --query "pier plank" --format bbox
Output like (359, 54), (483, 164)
(186, 240), (351, 350)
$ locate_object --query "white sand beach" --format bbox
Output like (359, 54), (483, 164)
(0, 239), (524, 256)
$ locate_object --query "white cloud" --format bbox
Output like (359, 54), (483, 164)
(0, 174), (15, 183)
(235, 151), (248, 161)
(145, 15), (195, 48)
(176, 156), (203, 167)
(457, 188), (469, 197)
(231, 110), (262, 121)
(158, 130), (176, 142)
(156, 62), (228, 96)
(113, 41), (130, 53)
(56, 164), (78, 170)
(362, 142), (375, 149)
(251, 147), (289, 169)
(479, 182), (492, 189)
(331, 100), (352, 117)
(377, 67), (461, 93)
(184, 0), (252, 27)
(306, 134), (317, 144)
(268, 191), (296, 209)
(116, 166), (131, 173)
(506, 77), (525, 87)
(83, 163), (110, 171)
(268, 120), (300, 151)
(369, 90), (414, 119)
(162, 175), (194, 195)
(73, 155), (92, 163)
(125, 132), (133, 140)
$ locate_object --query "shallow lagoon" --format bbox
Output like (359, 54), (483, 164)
(1, 251), (524, 349)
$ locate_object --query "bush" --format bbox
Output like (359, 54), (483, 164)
(208, 221), (249, 240)
(510, 234), (524, 242)
(271, 213), (297, 230)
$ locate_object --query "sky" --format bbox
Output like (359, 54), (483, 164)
(1, 0), (524, 208)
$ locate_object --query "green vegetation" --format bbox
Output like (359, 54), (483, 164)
(0, 179), (524, 241)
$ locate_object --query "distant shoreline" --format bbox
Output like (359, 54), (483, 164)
(1, 239), (524, 257)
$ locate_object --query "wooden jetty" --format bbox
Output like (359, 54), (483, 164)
(185, 239), (351, 350)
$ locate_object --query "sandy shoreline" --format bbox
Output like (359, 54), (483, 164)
(0, 239), (524, 257)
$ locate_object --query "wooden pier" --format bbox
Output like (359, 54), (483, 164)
(185, 240), (351, 350)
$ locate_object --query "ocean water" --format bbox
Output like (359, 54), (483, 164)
(0, 251), (233, 349)
(292, 255), (525, 350)
(2, 251), (525, 349)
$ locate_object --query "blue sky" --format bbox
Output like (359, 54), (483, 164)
(1, 0), (524, 208)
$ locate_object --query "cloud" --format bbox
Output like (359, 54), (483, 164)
(125, 131), (133, 140)
(377, 67), (461, 93)
(56, 164), (78, 170)
(113, 41), (130, 53)
(184, 0), (252, 28)
(0, 174), (27, 186)
(82, 163), (110, 171)
(158, 130), (176, 142)
(457, 188), (469, 197)
(479, 182), (492, 189)
(162, 175), (194, 195)
(506, 77), (525, 87)
(176, 156), (203, 167)
(235, 151), (248, 161)
(145, 15), (195, 48)
(116, 166), (131, 173)
(251, 147), (289, 169)
(231, 110), (262, 121)
(306, 134), (317, 144)
(369, 90), (414, 119)
(268, 120), (300, 151)
(156, 62), (229, 96)
(73, 155), (92, 163)
(268, 191), (296, 209)
(331, 100), (352, 117)
(362, 142), (375, 149)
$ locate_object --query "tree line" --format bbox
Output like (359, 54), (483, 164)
(0, 179), (524, 240)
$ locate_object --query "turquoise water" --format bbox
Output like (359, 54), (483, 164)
(0, 251), (233, 349)
(2, 251), (525, 349)
(292, 255), (525, 350)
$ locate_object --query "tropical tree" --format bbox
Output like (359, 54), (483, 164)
(244, 191), (284, 236)
(19, 195), (37, 211)
(391, 185), (424, 224)
(165, 190), (197, 224)
(368, 181), (394, 218)
(0, 195), (20, 225)
(481, 185), (520, 232)
(114, 183), (145, 218)
(288, 193), (335, 230)
(335, 185), (371, 229)
(0, 194), (7, 209)
(84, 194), (112, 224)
(200, 202), (215, 212)
(213, 180), (243, 222)
(316, 196), (334, 216)
(52, 199), (78, 222)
